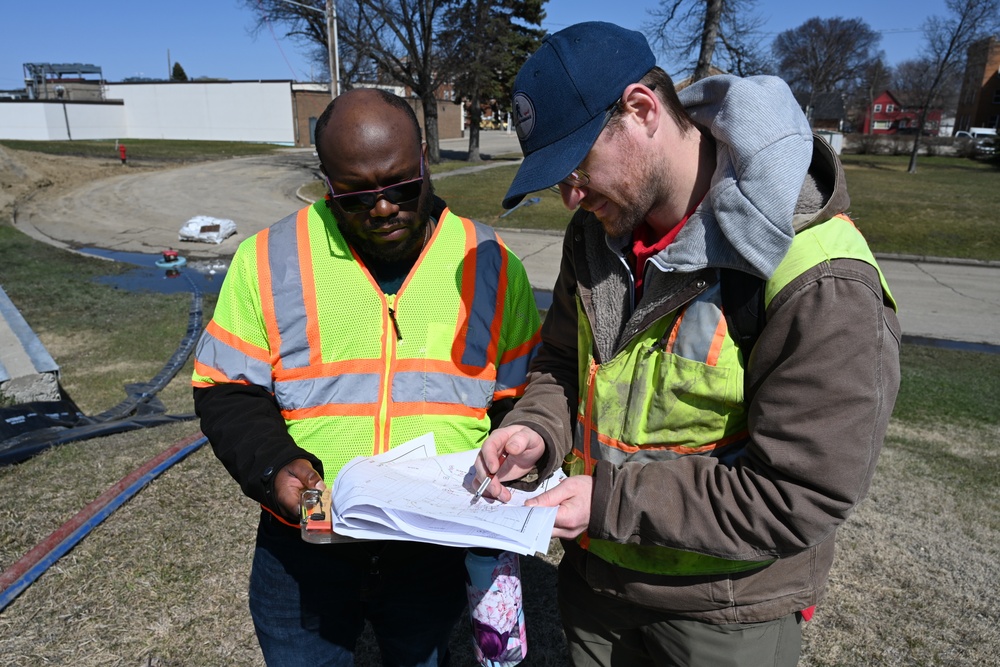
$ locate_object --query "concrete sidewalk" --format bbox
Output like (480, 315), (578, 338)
(496, 229), (1000, 349)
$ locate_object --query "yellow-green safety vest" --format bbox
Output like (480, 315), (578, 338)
(569, 215), (895, 575)
(193, 203), (541, 478)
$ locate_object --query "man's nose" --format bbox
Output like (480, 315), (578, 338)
(559, 183), (586, 211)
(370, 196), (399, 217)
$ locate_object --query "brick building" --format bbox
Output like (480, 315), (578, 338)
(955, 36), (1000, 134)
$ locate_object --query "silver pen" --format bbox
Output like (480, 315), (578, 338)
(471, 452), (508, 504)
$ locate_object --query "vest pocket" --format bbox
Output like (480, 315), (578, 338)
(618, 344), (742, 449)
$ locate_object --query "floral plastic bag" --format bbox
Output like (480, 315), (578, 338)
(465, 549), (527, 667)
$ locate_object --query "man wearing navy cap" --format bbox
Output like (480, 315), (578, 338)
(474, 21), (900, 666)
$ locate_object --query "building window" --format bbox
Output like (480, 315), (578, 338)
(874, 103), (882, 112)
(993, 90), (1000, 104)
(873, 120), (891, 130)
(886, 104), (895, 112)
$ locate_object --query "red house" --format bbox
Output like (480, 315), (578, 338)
(860, 90), (944, 136)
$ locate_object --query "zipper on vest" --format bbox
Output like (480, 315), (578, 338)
(388, 307), (403, 341)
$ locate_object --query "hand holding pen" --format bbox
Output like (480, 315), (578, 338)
(471, 425), (547, 504)
(471, 452), (508, 504)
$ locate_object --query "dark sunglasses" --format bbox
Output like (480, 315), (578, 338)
(324, 158), (425, 213)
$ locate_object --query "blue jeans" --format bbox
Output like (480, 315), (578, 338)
(248, 512), (467, 667)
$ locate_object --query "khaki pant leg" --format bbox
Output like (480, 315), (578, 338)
(557, 557), (803, 667)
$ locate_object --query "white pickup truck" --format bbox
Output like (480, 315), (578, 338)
(954, 127), (997, 154)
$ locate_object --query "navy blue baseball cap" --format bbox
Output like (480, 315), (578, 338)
(503, 22), (656, 209)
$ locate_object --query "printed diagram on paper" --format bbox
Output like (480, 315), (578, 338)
(329, 433), (563, 554)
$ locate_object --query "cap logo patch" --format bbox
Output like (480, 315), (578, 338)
(513, 92), (535, 141)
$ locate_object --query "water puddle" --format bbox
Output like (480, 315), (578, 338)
(79, 248), (227, 295)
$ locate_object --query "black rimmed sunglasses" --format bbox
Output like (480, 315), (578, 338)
(324, 156), (425, 213)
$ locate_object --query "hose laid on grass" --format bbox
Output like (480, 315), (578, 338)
(0, 432), (207, 612)
(0, 274), (203, 466)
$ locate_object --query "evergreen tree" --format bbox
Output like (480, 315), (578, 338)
(171, 62), (189, 82)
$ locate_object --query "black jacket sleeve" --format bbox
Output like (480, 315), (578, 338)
(194, 384), (323, 515)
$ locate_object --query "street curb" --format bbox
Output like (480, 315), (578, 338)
(873, 253), (1000, 268)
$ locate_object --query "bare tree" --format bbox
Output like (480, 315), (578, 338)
(772, 17), (882, 113)
(902, 0), (1000, 173)
(855, 56), (892, 135)
(645, 0), (767, 81)
(440, 0), (545, 161)
(243, 0), (459, 163)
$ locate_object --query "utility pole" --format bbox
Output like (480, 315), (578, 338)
(326, 0), (340, 98)
(277, 0), (339, 99)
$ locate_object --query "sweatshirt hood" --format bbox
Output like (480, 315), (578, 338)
(648, 75), (814, 280)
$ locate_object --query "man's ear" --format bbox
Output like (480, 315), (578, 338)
(621, 83), (659, 136)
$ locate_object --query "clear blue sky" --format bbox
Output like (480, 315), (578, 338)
(0, 0), (935, 90)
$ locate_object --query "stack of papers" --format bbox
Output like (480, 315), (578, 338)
(306, 433), (563, 556)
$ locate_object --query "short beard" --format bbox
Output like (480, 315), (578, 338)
(599, 132), (660, 239)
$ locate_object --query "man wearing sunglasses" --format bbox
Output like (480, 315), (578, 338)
(473, 22), (900, 666)
(192, 88), (541, 666)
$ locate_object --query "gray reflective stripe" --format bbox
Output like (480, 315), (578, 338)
(574, 420), (687, 466)
(672, 282), (723, 362)
(393, 371), (494, 409)
(495, 341), (540, 391)
(268, 213), (312, 369)
(461, 222), (502, 368)
(274, 373), (381, 409)
(195, 329), (273, 388)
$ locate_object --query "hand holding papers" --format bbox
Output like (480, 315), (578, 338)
(301, 433), (564, 555)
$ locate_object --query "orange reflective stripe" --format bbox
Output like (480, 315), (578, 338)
(455, 217), (478, 363)
(583, 361), (599, 475)
(392, 357), (497, 380)
(705, 314), (727, 367)
(296, 208), (324, 367)
(192, 359), (251, 385)
(391, 403), (487, 419)
(499, 334), (541, 366)
(205, 319), (271, 363)
(663, 309), (684, 354)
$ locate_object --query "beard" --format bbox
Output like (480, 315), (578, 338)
(595, 132), (664, 239)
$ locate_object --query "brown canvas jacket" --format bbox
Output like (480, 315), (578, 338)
(503, 145), (902, 623)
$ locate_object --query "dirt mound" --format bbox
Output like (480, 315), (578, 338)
(0, 145), (152, 224)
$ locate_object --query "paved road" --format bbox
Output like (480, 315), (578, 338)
(13, 132), (1000, 348)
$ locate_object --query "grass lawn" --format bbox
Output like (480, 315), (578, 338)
(0, 138), (286, 161)
(431, 153), (1000, 261)
(840, 154), (1000, 260)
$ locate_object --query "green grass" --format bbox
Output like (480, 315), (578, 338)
(0, 225), (213, 415)
(892, 345), (1000, 429)
(840, 154), (1000, 260)
(432, 155), (1000, 260)
(0, 138), (285, 161)
(433, 164), (572, 230)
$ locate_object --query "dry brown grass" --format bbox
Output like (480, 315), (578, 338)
(1, 416), (997, 666)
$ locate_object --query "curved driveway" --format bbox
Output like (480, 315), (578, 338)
(16, 149), (319, 258)
(14, 145), (1000, 348)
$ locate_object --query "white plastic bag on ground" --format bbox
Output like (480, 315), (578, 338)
(178, 215), (237, 244)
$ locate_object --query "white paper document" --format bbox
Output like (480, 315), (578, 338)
(329, 433), (564, 555)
